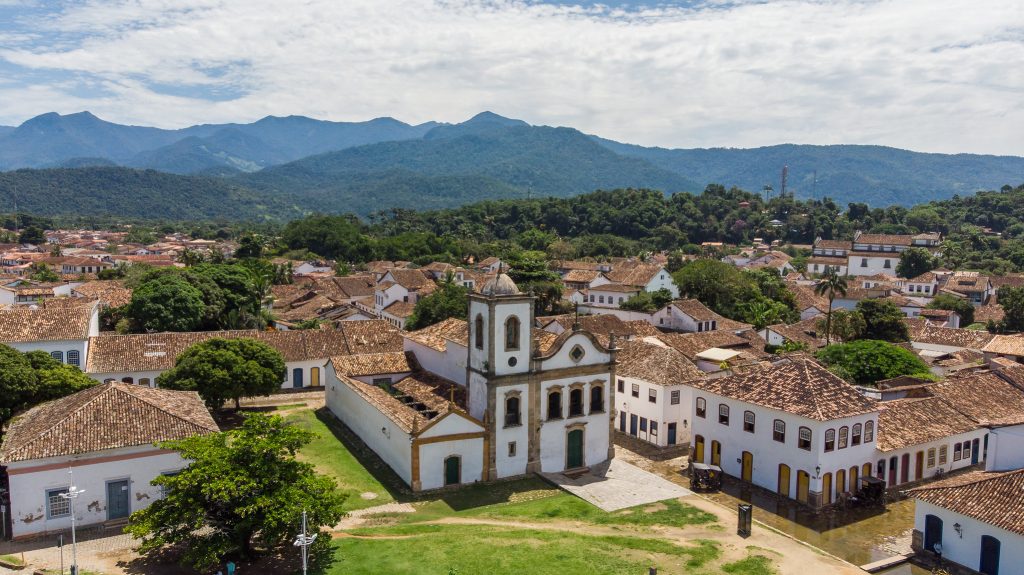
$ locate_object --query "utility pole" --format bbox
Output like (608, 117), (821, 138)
(293, 509), (317, 575)
(58, 469), (84, 575)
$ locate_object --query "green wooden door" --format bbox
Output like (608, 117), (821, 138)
(444, 456), (460, 486)
(567, 429), (584, 469)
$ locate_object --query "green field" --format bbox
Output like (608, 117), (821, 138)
(284, 409), (772, 575)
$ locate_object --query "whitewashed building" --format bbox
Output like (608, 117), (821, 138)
(0, 302), (100, 368)
(325, 272), (617, 491)
(689, 357), (880, 508)
(614, 339), (703, 447)
(0, 382), (219, 539)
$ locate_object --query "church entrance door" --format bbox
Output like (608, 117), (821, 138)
(567, 429), (584, 469)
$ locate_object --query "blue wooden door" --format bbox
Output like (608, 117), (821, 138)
(619, 412), (626, 432)
(924, 514), (942, 553)
(629, 414), (638, 436)
(107, 479), (131, 520)
(293, 368), (303, 388)
(980, 535), (1000, 575)
(668, 423), (677, 445)
(972, 438), (980, 464)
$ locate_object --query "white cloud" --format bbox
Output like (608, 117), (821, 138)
(0, 0), (1022, 155)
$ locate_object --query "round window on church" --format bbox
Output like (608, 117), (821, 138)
(508, 356), (517, 367)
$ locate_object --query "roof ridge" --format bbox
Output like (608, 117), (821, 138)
(116, 384), (219, 432)
(910, 467), (1024, 492)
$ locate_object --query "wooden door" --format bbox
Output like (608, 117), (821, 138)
(667, 423), (677, 445)
(693, 435), (705, 464)
(711, 440), (721, 466)
(972, 439), (981, 465)
(567, 429), (584, 469)
(915, 451), (924, 480)
(924, 514), (942, 553)
(796, 470), (810, 503)
(836, 469), (846, 499)
(900, 453), (910, 484)
(619, 412), (626, 432)
(629, 414), (638, 436)
(778, 464), (791, 498)
(849, 466), (859, 494)
(310, 367), (321, 387)
(106, 479), (131, 520)
(741, 451), (753, 482)
(821, 473), (832, 505)
(292, 368), (303, 388)
(444, 456), (461, 486)
(980, 535), (1000, 575)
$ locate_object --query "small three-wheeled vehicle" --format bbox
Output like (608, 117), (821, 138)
(849, 475), (886, 508)
(689, 462), (723, 491)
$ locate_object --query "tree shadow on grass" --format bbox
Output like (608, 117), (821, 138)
(119, 541), (333, 575)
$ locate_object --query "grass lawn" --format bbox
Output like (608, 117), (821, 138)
(722, 555), (777, 575)
(0, 554), (25, 566)
(286, 409), (395, 511)
(321, 524), (721, 575)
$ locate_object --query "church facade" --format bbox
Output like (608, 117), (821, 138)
(325, 272), (617, 491)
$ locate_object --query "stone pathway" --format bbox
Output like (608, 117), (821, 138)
(541, 458), (692, 511)
(333, 502), (416, 530)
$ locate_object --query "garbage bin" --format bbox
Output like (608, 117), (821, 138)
(738, 503), (752, 537)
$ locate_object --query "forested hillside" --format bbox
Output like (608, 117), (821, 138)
(0, 167), (301, 221)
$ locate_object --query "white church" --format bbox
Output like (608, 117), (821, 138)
(325, 272), (617, 491)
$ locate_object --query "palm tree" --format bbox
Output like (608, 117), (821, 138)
(815, 268), (848, 345)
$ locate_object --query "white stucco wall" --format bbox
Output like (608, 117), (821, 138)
(986, 425), (1024, 472)
(492, 300), (533, 377)
(403, 339), (467, 386)
(6, 446), (186, 539)
(418, 438), (485, 490)
(325, 368), (413, 486)
(616, 375), (691, 447)
(537, 374), (610, 473)
(875, 429), (987, 487)
(643, 271), (680, 297)
(914, 500), (1024, 574)
(8, 339), (88, 368)
(495, 383), (531, 478)
(847, 255), (900, 276)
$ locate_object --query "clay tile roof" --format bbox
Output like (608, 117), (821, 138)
(623, 320), (663, 337)
(329, 276), (377, 298)
(532, 328), (561, 355)
(930, 371), (1024, 426)
(392, 371), (465, 415)
(381, 300), (417, 318)
(301, 328), (353, 357)
(975, 303), (1005, 323)
(790, 285), (829, 312)
(875, 397), (978, 452)
(765, 322), (824, 348)
(563, 269), (600, 283)
(604, 263), (665, 287)
(553, 260), (600, 272)
(0, 382), (218, 463)
(989, 274), (1024, 289)
(616, 340), (703, 385)
(908, 271), (938, 283)
(405, 318), (468, 352)
(331, 351), (415, 377)
(856, 233), (913, 246)
(338, 320), (404, 355)
(909, 468), (1024, 536)
(72, 280), (133, 308)
(657, 330), (758, 359)
(691, 358), (879, 421)
(908, 324), (995, 350)
(982, 334), (1024, 356)
(251, 330), (312, 362)
(815, 239), (852, 250)
(86, 330), (259, 372)
(384, 269), (432, 289)
(0, 304), (95, 342)
(807, 255), (848, 266)
(590, 282), (641, 293)
(669, 298), (721, 322)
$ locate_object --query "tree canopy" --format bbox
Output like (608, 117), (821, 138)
(406, 277), (469, 330)
(926, 293), (975, 325)
(855, 299), (910, 342)
(816, 339), (934, 386)
(156, 338), (286, 410)
(0, 345), (97, 432)
(896, 247), (936, 279)
(126, 414), (346, 570)
(127, 273), (206, 332)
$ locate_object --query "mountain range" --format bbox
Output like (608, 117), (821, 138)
(0, 110), (1022, 220)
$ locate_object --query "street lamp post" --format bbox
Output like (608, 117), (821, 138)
(293, 509), (317, 575)
(58, 469), (84, 575)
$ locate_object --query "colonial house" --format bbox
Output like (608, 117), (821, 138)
(903, 272), (940, 299)
(651, 299), (746, 333)
(83, 321), (399, 389)
(372, 269), (437, 329)
(580, 262), (680, 309)
(981, 334), (1024, 365)
(810, 232), (941, 277)
(689, 357), (880, 508)
(759, 318), (826, 350)
(0, 303), (100, 367)
(788, 284), (830, 320)
(325, 272), (617, 491)
(614, 340), (703, 448)
(807, 239), (850, 276)
(0, 382), (219, 539)
(943, 271), (994, 306)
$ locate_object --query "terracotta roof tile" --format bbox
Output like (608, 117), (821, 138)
(405, 318), (468, 352)
(931, 371), (1024, 426)
(691, 358), (879, 421)
(0, 382), (218, 463)
(616, 340), (703, 385)
(909, 324), (995, 350)
(0, 304), (96, 342)
(909, 468), (1024, 536)
(331, 352), (415, 377)
(338, 320), (404, 355)
(71, 280), (133, 308)
(982, 334), (1024, 356)
(875, 397), (978, 452)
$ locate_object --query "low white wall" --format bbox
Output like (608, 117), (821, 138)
(7, 446), (186, 539)
(915, 500), (1024, 573)
(418, 438), (485, 490)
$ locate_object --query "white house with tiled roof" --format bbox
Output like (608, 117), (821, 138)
(0, 302), (99, 368)
(689, 357), (880, 508)
(326, 272), (617, 491)
(0, 382), (219, 539)
(614, 339), (702, 448)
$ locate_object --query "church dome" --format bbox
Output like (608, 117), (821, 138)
(481, 273), (520, 296)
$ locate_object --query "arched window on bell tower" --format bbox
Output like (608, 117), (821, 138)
(505, 316), (520, 351)
(475, 314), (484, 350)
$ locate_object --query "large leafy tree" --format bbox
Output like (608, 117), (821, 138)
(926, 294), (975, 325)
(157, 338), (286, 410)
(814, 268), (848, 345)
(856, 299), (910, 342)
(506, 250), (564, 314)
(406, 275), (468, 330)
(816, 340), (933, 386)
(896, 247), (936, 279)
(0, 346), (97, 434)
(673, 259), (760, 319)
(126, 414), (346, 570)
(128, 273), (206, 332)
(815, 309), (866, 343)
(997, 286), (1024, 332)
(17, 225), (45, 245)
(620, 288), (674, 313)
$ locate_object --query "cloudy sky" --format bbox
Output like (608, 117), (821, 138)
(0, 0), (1021, 155)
